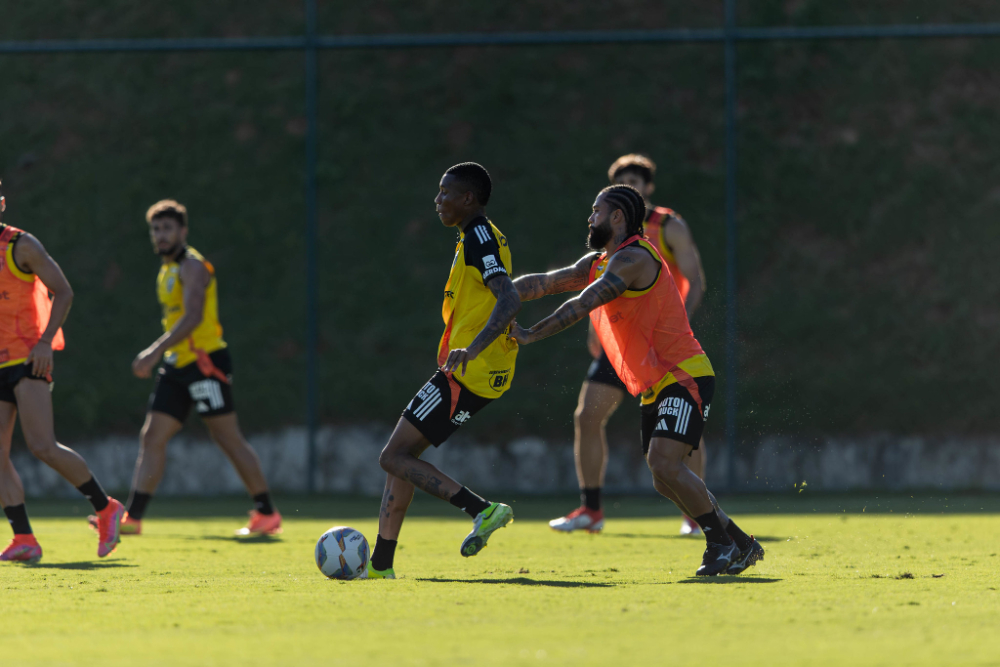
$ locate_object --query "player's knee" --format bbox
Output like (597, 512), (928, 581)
(378, 447), (397, 473)
(574, 403), (604, 431)
(25, 439), (59, 464)
(646, 448), (683, 482)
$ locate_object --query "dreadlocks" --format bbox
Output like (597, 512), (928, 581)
(599, 184), (647, 238)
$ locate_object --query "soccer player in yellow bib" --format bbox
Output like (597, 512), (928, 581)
(90, 200), (280, 537)
(367, 163), (522, 579)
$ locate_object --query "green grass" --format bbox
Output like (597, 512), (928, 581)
(4, 495), (1000, 666)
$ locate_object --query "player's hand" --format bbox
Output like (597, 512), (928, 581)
(26, 339), (54, 378)
(442, 347), (479, 376)
(132, 348), (161, 379)
(509, 321), (531, 346)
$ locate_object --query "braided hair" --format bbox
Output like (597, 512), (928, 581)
(599, 184), (647, 238)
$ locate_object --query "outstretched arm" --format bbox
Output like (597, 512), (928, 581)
(511, 248), (648, 346)
(14, 234), (74, 377)
(442, 275), (521, 376)
(513, 252), (600, 301)
(511, 273), (626, 345)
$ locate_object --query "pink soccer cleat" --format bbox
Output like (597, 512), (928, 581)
(1, 534), (42, 564)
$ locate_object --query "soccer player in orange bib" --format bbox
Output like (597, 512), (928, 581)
(0, 179), (125, 563)
(512, 184), (763, 576)
(90, 200), (280, 537)
(551, 154), (709, 536)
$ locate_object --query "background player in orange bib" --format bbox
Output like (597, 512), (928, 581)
(91, 200), (280, 537)
(551, 154), (709, 536)
(0, 179), (124, 563)
(512, 184), (763, 576)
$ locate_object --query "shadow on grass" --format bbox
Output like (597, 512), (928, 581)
(174, 534), (282, 544)
(418, 577), (613, 588)
(28, 561), (137, 570)
(603, 533), (783, 543)
(676, 577), (781, 585)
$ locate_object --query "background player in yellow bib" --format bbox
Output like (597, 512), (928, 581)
(548, 154), (710, 537)
(91, 200), (281, 537)
(366, 163), (522, 579)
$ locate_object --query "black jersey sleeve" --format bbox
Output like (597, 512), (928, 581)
(464, 221), (508, 284)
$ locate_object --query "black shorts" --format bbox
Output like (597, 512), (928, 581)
(149, 349), (235, 422)
(401, 370), (493, 446)
(640, 376), (714, 454)
(585, 350), (627, 391)
(0, 363), (51, 404)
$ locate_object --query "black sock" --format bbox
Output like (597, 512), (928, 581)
(694, 511), (733, 546)
(126, 492), (152, 520)
(370, 534), (398, 571)
(581, 487), (602, 512)
(725, 518), (754, 550)
(252, 492), (274, 516)
(4, 504), (33, 535)
(77, 477), (109, 513)
(449, 486), (491, 518)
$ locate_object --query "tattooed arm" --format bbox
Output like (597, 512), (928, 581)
(442, 274), (521, 376)
(511, 247), (648, 345)
(513, 252), (600, 301)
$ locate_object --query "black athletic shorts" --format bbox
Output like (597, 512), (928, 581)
(640, 376), (714, 454)
(149, 349), (235, 422)
(401, 370), (493, 446)
(0, 363), (51, 404)
(586, 351), (627, 391)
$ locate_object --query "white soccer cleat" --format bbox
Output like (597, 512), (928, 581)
(680, 515), (703, 536)
(549, 507), (604, 533)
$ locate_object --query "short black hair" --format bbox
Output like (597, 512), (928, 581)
(608, 153), (656, 185)
(445, 162), (492, 206)
(599, 184), (647, 237)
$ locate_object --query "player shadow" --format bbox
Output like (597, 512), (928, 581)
(676, 576), (781, 585)
(418, 576), (614, 588)
(27, 561), (137, 570)
(177, 534), (281, 544)
(604, 533), (783, 543)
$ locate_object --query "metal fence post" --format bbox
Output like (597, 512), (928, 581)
(724, 0), (739, 491)
(304, 0), (319, 493)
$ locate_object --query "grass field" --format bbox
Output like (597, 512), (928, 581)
(4, 493), (999, 666)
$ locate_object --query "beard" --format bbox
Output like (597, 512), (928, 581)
(587, 221), (612, 250)
(157, 242), (182, 257)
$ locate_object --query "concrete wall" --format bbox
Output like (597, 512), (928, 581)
(12, 426), (1000, 498)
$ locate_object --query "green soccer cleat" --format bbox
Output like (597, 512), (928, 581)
(365, 562), (395, 579)
(460, 502), (514, 557)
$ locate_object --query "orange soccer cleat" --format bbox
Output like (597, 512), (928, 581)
(88, 510), (142, 536)
(1, 534), (42, 563)
(548, 506), (604, 534)
(95, 498), (126, 557)
(236, 510), (283, 536)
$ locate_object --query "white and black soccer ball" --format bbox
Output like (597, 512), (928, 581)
(315, 526), (370, 580)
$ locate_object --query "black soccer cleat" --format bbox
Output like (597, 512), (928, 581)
(696, 541), (740, 576)
(727, 537), (765, 575)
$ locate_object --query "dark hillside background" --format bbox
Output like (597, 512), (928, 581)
(2, 1), (999, 443)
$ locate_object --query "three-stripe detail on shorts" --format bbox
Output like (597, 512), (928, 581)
(655, 399), (693, 436)
(412, 383), (442, 421)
